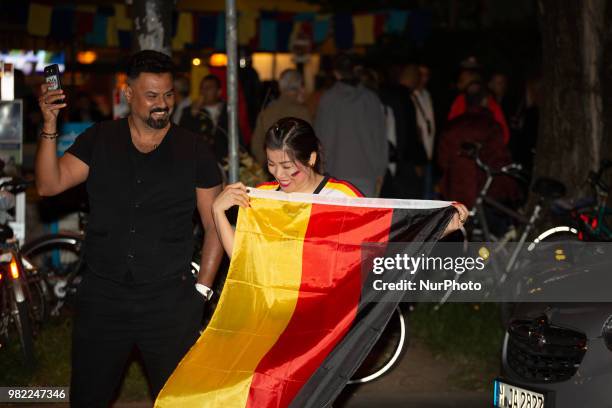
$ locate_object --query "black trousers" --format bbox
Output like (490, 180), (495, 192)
(70, 271), (205, 408)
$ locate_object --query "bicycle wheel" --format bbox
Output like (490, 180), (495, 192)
(21, 233), (84, 316)
(13, 299), (35, 367)
(347, 307), (408, 384)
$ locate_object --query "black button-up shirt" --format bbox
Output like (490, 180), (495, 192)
(67, 118), (221, 283)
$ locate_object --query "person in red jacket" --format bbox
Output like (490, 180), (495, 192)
(448, 79), (511, 145)
(438, 82), (520, 210)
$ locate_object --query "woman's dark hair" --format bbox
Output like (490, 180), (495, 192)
(126, 50), (175, 81)
(264, 117), (323, 174)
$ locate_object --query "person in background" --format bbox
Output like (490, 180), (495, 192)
(412, 64), (436, 198)
(215, 117), (469, 256)
(179, 74), (231, 163)
(448, 71), (510, 145)
(68, 91), (106, 123)
(438, 80), (520, 213)
(357, 66), (398, 196)
(171, 75), (191, 125)
(306, 72), (335, 120)
(238, 50), (263, 132)
(488, 72), (508, 106)
(508, 76), (541, 182)
(251, 69), (312, 166)
(315, 54), (387, 197)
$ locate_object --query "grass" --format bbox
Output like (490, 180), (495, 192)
(0, 317), (150, 401)
(0, 303), (505, 398)
(408, 302), (505, 391)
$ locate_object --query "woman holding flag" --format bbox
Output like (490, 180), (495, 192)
(212, 117), (468, 257)
(157, 117), (468, 408)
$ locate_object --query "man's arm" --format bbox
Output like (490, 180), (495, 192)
(35, 84), (89, 196)
(196, 185), (224, 287)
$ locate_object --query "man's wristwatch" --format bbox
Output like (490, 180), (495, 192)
(195, 283), (214, 301)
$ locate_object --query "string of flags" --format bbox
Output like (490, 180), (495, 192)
(18, 2), (432, 52)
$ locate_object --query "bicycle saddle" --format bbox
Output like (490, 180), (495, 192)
(532, 177), (566, 200)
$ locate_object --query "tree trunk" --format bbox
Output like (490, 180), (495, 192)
(133, 0), (173, 55)
(534, 0), (606, 196)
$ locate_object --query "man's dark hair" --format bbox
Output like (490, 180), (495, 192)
(126, 50), (175, 81)
(200, 74), (222, 89)
(333, 53), (357, 80)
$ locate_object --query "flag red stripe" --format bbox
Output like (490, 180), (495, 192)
(246, 204), (393, 407)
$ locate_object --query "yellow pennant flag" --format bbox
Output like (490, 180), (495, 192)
(172, 12), (194, 51)
(27, 3), (52, 37)
(238, 10), (258, 46)
(106, 17), (119, 47)
(114, 4), (133, 31)
(352, 14), (375, 45)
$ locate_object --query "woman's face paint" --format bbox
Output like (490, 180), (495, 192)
(266, 149), (314, 193)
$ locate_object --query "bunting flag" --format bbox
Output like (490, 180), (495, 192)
(85, 13), (108, 46)
(155, 189), (454, 408)
(313, 14), (330, 44)
(23, 4), (425, 52)
(215, 13), (226, 50)
(259, 17), (278, 51)
(386, 10), (409, 33)
(106, 16), (119, 47)
(114, 4), (133, 30)
(352, 14), (375, 45)
(27, 3), (52, 37)
(238, 10), (258, 46)
(172, 12), (194, 51)
(50, 6), (74, 41)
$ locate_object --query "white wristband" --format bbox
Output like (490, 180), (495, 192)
(195, 283), (214, 301)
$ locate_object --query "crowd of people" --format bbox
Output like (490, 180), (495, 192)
(154, 53), (539, 211)
(24, 51), (540, 214)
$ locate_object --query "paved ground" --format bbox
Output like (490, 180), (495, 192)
(1, 340), (494, 408)
(337, 339), (492, 408)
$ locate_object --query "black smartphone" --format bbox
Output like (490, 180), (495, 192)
(44, 64), (63, 103)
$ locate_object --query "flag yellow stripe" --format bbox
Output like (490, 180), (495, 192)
(155, 197), (312, 407)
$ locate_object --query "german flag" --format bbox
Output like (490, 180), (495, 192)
(155, 189), (454, 408)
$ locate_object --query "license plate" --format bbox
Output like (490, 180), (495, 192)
(494, 379), (546, 408)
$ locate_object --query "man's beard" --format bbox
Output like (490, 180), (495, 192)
(146, 108), (171, 129)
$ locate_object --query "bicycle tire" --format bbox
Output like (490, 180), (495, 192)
(21, 233), (84, 316)
(13, 300), (35, 367)
(347, 307), (408, 385)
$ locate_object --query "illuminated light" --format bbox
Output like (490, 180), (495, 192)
(209, 53), (227, 67)
(478, 246), (490, 260)
(239, 58), (246, 68)
(555, 249), (566, 261)
(76, 51), (97, 64)
(0, 272), (3, 280)
(9, 259), (19, 279)
(592, 218), (598, 229)
(192, 58), (201, 66)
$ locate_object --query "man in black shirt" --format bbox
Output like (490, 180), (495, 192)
(35, 50), (224, 407)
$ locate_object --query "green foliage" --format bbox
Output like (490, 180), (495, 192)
(408, 303), (505, 391)
(0, 318), (150, 401)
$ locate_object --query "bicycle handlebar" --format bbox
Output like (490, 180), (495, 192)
(0, 177), (32, 195)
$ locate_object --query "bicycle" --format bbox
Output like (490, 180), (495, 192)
(0, 177), (47, 366)
(533, 159), (612, 245)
